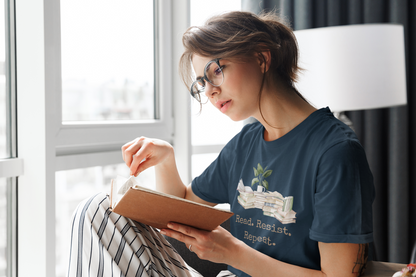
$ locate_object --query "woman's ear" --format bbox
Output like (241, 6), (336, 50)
(257, 51), (272, 73)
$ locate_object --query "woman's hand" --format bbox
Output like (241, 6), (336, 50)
(160, 222), (242, 265)
(121, 137), (174, 176)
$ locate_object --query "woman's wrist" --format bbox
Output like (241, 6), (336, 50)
(225, 237), (253, 270)
(155, 145), (186, 197)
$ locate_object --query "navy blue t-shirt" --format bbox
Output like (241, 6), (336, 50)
(192, 107), (375, 276)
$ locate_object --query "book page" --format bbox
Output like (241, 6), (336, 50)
(110, 176), (138, 208)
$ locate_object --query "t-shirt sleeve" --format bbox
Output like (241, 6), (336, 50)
(191, 141), (235, 204)
(309, 139), (375, 244)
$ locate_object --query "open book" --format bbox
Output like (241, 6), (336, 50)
(110, 176), (234, 231)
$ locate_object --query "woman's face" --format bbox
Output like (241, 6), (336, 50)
(192, 54), (264, 121)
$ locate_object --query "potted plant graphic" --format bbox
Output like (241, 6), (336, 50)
(252, 163), (273, 191)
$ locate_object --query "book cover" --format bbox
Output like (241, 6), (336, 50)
(110, 177), (234, 231)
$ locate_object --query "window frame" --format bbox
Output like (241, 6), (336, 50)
(0, 1), (19, 277)
(55, 0), (174, 170)
(15, 0), (191, 276)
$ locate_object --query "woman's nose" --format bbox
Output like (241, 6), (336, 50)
(204, 82), (220, 98)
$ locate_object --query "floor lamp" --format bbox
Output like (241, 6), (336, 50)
(294, 24), (407, 130)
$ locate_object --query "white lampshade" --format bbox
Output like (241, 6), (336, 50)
(294, 24), (407, 112)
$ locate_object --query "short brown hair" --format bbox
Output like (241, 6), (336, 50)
(179, 10), (302, 93)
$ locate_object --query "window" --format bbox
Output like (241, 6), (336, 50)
(0, 178), (6, 277)
(54, 1), (170, 276)
(16, 1), (176, 276)
(60, 0), (155, 122)
(15, 0), (242, 275)
(0, 1), (19, 277)
(0, 178), (16, 277)
(0, 0), (7, 159)
(0, 76), (5, 158)
(55, 0), (173, 163)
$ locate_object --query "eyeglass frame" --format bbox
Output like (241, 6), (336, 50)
(189, 58), (224, 101)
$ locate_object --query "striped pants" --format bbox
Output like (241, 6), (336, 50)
(67, 192), (236, 277)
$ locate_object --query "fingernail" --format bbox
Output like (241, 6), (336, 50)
(160, 230), (166, 235)
(167, 223), (174, 229)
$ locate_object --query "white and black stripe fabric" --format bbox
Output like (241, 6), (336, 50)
(67, 192), (203, 277)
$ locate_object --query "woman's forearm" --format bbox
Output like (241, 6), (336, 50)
(229, 241), (366, 277)
(154, 147), (187, 198)
(228, 241), (325, 277)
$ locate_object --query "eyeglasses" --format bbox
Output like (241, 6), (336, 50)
(190, 58), (224, 102)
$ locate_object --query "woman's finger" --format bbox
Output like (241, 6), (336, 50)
(160, 226), (197, 247)
(128, 147), (146, 175)
(123, 137), (145, 167)
(130, 155), (144, 176)
(122, 137), (174, 176)
(167, 222), (196, 237)
(130, 156), (157, 176)
(163, 222), (208, 245)
(121, 140), (135, 163)
(128, 139), (157, 175)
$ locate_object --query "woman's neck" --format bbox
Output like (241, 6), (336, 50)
(253, 83), (317, 142)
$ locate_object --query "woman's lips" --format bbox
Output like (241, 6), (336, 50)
(215, 99), (232, 112)
(220, 100), (232, 113)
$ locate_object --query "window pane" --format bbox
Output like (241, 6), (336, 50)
(0, 1), (7, 159)
(0, 178), (7, 276)
(60, 0), (155, 122)
(55, 164), (155, 277)
(191, 101), (244, 146)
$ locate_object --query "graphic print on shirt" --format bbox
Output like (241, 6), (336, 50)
(237, 163), (296, 224)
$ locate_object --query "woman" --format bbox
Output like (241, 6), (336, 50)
(68, 11), (375, 277)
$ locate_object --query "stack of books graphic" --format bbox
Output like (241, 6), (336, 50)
(237, 180), (296, 224)
(263, 195), (296, 224)
(237, 187), (255, 209)
(254, 191), (267, 209)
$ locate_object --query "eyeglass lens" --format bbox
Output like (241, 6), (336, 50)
(191, 79), (205, 101)
(191, 60), (223, 100)
(205, 61), (223, 86)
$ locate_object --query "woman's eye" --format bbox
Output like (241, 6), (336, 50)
(214, 66), (223, 75)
